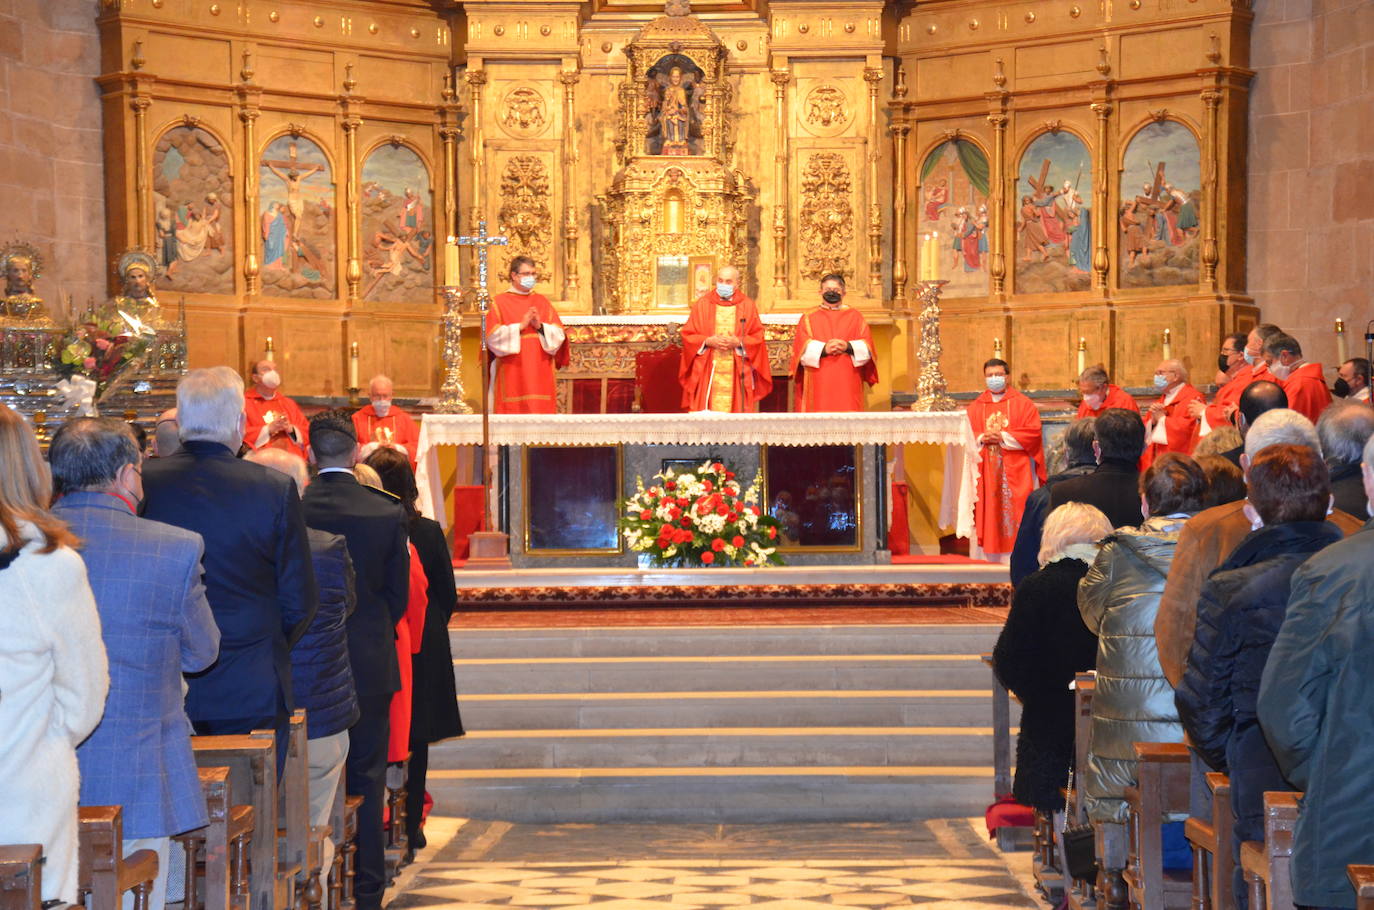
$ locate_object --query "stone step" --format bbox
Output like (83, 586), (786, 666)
(425, 768), (994, 823)
(434, 726), (1007, 768)
(455, 690), (1017, 730)
(450, 624), (1003, 660)
(452, 655), (991, 695)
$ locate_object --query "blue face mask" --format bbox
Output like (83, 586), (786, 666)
(985, 375), (1007, 393)
(1153, 374), (1170, 389)
(716, 282), (735, 299)
(518, 274), (536, 291)
(1243, 349), (1257, 366)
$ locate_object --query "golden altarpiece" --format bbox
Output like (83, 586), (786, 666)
(88, 0), (1258, 406)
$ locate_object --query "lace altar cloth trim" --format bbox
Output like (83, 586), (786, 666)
(560, 313), (802, 326)
(415, 411), (981, 542)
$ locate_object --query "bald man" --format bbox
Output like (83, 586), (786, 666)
(679, 265), (773, 412)
(243, 359), (310, 457)
(352, 375), (420, 464)
(1143, 358), (1204, 466)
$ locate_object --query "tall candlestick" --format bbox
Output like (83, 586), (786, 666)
(264, 336), (274, 361)
(1077, 337), (1087, 376)
(1336, 319), (1348, 364)
(1162, 328), (1172, 361)
(993, 337), (1003, 358)
(445, 236), (461, 284)
(349, 341), (359, 389)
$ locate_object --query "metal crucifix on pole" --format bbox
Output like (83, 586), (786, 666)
(456, 220), (511, 568)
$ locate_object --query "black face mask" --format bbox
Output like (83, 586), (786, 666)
(821, 290), (843, 305)
(1218, 354), (1232, 373)
(1334, 378), (1351, 398)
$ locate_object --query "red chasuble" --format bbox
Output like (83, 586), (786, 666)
(487, 291), (569, 414)
(352, 405), (421, 464)
(1202, 364), (1255, 431)
(679, 291), (773, 412)
(1280, 362), (1332, 425)
(1076, 384), (1140, 419)
(1143, 383), (1206, 466)
(967, 388), (1047, 556)
(790, 305), (879, 412)
(243, 388), (309, 457)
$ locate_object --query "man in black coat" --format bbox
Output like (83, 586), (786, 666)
(1317, 399), (1374, 518)
(1216, 381), (1289, 468)
(1009, 417), (1097, 587)
(301, 409), (408, 910)
(1048, 408), (1148, 530)
(141, 367), (317, 770)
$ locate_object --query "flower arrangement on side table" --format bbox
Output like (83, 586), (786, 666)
(619, 460), (784, 568)
(52, 307), (158, 413)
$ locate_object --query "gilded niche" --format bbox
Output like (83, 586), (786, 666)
(798, 152), (854, 280)
(498, 156), (554, 281)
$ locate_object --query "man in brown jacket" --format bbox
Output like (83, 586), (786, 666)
(1156, 406), (1363, 685)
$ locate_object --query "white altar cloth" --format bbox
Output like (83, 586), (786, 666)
(414, 411), (981, 541)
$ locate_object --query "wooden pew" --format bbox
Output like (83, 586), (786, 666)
(77, 806), (159, 910)
(249, 728), (301, 910)
(0, 844), (43, 910)
(1185, 772), (1236, 910)
(173, 765), (255, 910)
(1348, 864), (1374, 910)
(333, 796), (362, 910)
(980, 653), (1017, 852)
(384, 761), (410, 879)
(280, 712), (334, 910)
(1239, 791), (1298, 910)
(192, 735), (278, 910)
(1066, 673), (1097, 910)
(1123, 741), (1192, 910)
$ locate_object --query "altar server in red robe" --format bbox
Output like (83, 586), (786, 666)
(1187, 332), (1250, 438)
(485, 256), (569, 414)
(243, 359), (309, 457)
(679, 265), (773, 412)
(1263, 331), (1331, 424)
(353, 374), (420, 463)
(1142, 359), (1205, 465)
(1242, 322), (1283, 382)
(791, 273), (878, 412)
(967, 359), (1046, 559)
(1076, 365), (1140, 419)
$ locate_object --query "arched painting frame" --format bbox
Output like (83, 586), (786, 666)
(918, 138), (991, 298)
(153, 125), (235, 294)
(259, 134), (337, 298)
(1013, 130), (1094, 294)
(1118, 120), (1202, 288)
(360, 144), (433, 303)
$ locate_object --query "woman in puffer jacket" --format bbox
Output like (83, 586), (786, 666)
(1078, 453), (1207, 823)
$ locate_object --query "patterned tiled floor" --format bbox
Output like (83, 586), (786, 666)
(388, 820), (1037, 909)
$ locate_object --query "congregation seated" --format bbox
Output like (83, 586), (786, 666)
(993, 502), (1111, 813)
(1194, 454), (1246, 509)
(0, 404), (108, 905)
(1193, 424), (1242, 460)
(1316, 399), (1374, 518)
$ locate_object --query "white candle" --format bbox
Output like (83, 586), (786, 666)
(264, 336), (274, 361)
(1162, 329), (1172, 362)
(349, 342), (359, 389)
(1077, 338), (1086, 376)
(1336, 319), (1348, 364)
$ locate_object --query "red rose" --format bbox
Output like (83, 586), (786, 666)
(681, 518), (692, 528)
(678, 529), (693, 544)
(767, 526), (777, 539)
(712, 462), (724, 472)
(711, 538), (725, 552)
(700, 551), (715, 564)
(726, 471), (735, 480)
(745, 559), (754, 566)
(716, 506), (729, 516)
(666, 481), (676, 490)
(750, 505), (761, 515)
(669, 507), (682, 519)
(732, 535), (744, 547)
(702, 480), (714, 492)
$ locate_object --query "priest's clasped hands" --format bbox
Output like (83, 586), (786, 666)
(823, 338), (851, 357)
(519, 306), (543, 332)
(705, 333), (742, 352)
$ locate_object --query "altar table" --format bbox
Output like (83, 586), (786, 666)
(415, 412), (982, 558)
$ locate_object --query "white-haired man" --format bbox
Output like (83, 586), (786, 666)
(351, 374), (419, 464)
(1143, 358), (1204, 466)
(1155, 408), (1365, 687)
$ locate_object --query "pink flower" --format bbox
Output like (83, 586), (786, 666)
(94, 338), (112, 352)
(82, 357), (96, 370)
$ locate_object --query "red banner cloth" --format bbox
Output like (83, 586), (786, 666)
(888, 481), (910, 556)
(451, 484), (486, 563)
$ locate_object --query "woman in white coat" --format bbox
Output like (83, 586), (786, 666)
(0, 404), (108, 904)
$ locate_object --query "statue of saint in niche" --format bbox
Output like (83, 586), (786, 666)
(1, 242), (45, 321)
(644, 56), (704, 156)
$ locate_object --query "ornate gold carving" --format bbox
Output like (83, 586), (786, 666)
(540, 24), (551, 36)
(286, 122), (305, 138)
(1069, 5), (1081, 16)
(736, 39), (747, 50)
(500, 86), (548, 137)
(802, 84), (849, 135)
(1149, 108), (1169, 122)
(993, 58), (1006, 88)
(130, 40), (145, 70)
(368, 23), (378, 35)
(910, 281), (956, 411)
(798, 153), (854, 281)
(968, 18), (980, 30)
(1096, 44), (1111, 76)
(798, 22), (809, 33)
(497, 156), (554, 282)
(845, 22), (856, 33)
(1043, 119), (1063, 133)
(1024, 11), (1036, 23)
(240, 50), (254, 83)
(268, 10), (279, 23)
(926, 23), (937, 35)
(343, 63), (356, 94)
(601, 41), (613, 52)
(313, 15), (323, 27)
(410, 27), (420, 38)
(494, 24), (506, 36)
(180, 113), (200, 129)
(1207, 33), (1222, 64)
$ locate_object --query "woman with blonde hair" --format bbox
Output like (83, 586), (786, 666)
(993, 501), (1113, 811)
(0, 405), (109, 904)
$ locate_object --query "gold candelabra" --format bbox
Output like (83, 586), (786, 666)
(437, 287), (473, 415)
(910, 279), (957, 412)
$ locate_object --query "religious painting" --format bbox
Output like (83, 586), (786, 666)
(689, 256), (715, 297)
(643, 54), (705, 156)
(360, 144), (433, 303)
(258, 135), (336, 298)
(1118, 121), (1201, 288)
(153, 126), (234, 295)
(764, 445), (861, 550)
(918, 139), (990, 298)
(525, 446), (621, 552)
(1014, 131), (1094, 294)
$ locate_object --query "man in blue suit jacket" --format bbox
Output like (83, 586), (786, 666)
(50, 417), (221, 910)
(141, 367), (317, 768)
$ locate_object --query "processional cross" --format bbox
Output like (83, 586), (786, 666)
(455, 220), (510, 564)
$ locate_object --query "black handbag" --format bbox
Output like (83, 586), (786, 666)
(1062, 822), (1098, 883)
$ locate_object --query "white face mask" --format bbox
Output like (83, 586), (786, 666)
(1084, 393), (1104, 411)
(986, 375), (1007, 394)
(517, 274), (536, 291)
(1243, 500), (1264, 531)
(1243, 349), (1258, 366)
(260, 370), (282, 390)
(1269, 361), (1292, 381)
(373, 400), (391, 417)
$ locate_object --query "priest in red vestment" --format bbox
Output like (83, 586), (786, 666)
(1188, 332), (1250, 438)
(679, 265), (772, 412)
(967, 359), (1046, 559)
(1142, 359), (1205, 466)
(1242, 322), (1283, 383)
(790, 274), (878, 412)
(352, 374), (420, 463)
(243, 359), (309, 457)
(485, 256), (569, 414)
(1263, 331), (1332, 424)
(1076, 365), (1140, 419)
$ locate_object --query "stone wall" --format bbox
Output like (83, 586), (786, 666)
(1248, 0), (1374, 372)
(0, 0), (105, 316)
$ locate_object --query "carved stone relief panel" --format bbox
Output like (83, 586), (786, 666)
(497, 154), (555, 282)
(498, 85), (552, 139)
(797, 151), (855, 281)
(154, 125), (234, 295)
(799, 84), (852, 138)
